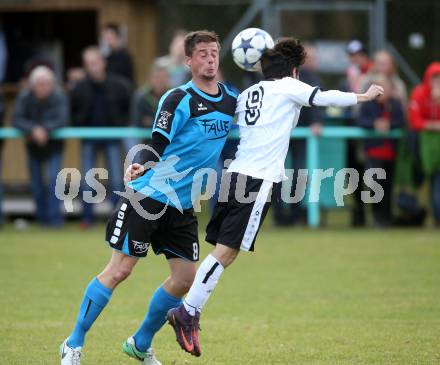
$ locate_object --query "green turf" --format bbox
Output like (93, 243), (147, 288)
(1, 224), (439, 364)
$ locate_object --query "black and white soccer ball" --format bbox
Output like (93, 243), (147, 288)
(232, 28), (275, 72)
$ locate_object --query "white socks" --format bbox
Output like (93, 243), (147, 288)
(184, 254), (224, 316)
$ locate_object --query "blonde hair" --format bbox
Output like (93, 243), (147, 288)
(371, 74), (392, 88)
(373, 50), (397, 75)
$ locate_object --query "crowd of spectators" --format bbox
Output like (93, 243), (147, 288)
(1, 26), (439, 229)
(337, 40), (437, 228)
(273, 39), (439, 228)
(6, 26), (191, 228)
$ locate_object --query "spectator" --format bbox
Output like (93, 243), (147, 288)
(362, 50), (408, 107)
(0, 24), (7, 84)
(357, 75), (405, 227)
(12, 66), (68, 227)
(346, 40), (373, 93)
(343, 40), (373, 226)
(0, 27), (5, 226)
(273, 43), (324, 226)
(131, 60), (171, 129)
(363, 51), (423, 226)
(156, 29), (190, 87)
(299, 44), (324, 134)
(127, 60), (171, 160)
(408, 62), (440, 226)
(70, 46), (131, 227)
(66, 67), (86, 91)
(101, 23), (134, 84)
(0, 91), (4, 227)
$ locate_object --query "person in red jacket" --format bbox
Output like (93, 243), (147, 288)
(409, 62), (440, 225)
(409, 62), (440, 131)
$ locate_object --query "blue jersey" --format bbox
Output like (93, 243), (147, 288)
(129, 80), (238, 210)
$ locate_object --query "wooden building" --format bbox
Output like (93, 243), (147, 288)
(0, 0), (158, 185)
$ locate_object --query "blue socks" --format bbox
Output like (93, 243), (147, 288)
(66, 280), (180, 351)
(67, 278), (113, 348)
(133, 286), (182, 352)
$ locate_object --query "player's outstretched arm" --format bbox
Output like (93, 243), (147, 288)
(311, 84), (384, 108)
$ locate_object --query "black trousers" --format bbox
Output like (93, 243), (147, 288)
(365, 158), (395, 227)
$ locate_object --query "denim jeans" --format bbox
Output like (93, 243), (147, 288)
(27, 149), (63, 227)
(0, 157), (3, 225)
(365, 158), (395, 227)
(81, 140), (123, 224)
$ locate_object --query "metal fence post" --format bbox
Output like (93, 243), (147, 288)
(306, 134), (320, 228)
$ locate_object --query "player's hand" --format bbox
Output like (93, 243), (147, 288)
(124, 163), (145, 183)
(31, 126), (48, 146)
(365, 84), (384, 101)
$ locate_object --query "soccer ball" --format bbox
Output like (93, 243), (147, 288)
(231, 28), (275, 72)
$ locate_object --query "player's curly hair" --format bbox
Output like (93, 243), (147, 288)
(261, 37), (306, 80)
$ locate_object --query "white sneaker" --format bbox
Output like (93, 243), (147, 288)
(60, 339), (82, 365)
(144, 348), (162, 365)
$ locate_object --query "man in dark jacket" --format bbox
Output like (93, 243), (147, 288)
(357, 75), (405, 227)
(0, 91), (4, 226)
(101, 23), (134, 84)
(13, 65), (68, 227)
(71, 46), (131, 227)
(131, 62), (170, 129)
(125, 61), (170, 159)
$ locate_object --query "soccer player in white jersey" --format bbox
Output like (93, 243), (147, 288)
(167, 38), (384, 356)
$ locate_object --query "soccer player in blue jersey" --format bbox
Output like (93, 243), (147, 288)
(60, 30), (238, 365)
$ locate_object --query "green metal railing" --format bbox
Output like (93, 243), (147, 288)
(0, 127), (402, 227)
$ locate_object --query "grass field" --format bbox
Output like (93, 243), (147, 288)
(1, 223), (440, 365)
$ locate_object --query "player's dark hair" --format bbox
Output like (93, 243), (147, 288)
(184, 30), (221, 57)
(260, 38), (306, 80)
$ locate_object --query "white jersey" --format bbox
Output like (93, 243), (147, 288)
(228, 77), (357, 182)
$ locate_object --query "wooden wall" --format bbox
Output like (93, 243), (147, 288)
(0, 0), (157, 184)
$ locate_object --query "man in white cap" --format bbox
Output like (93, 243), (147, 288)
(346, 39), (373, 93)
